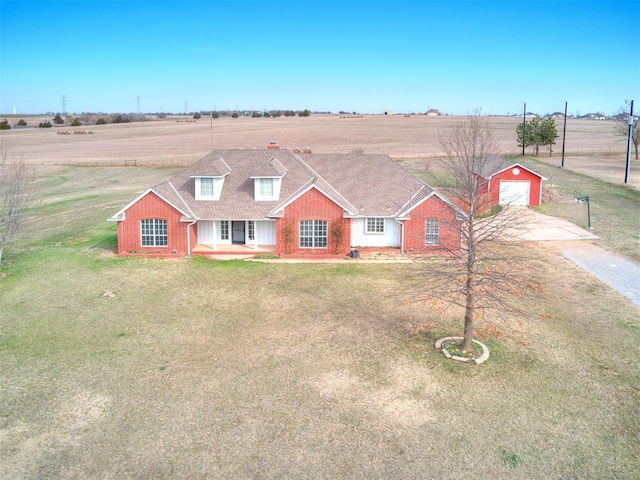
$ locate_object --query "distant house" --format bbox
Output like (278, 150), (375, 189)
(582, 113), (607, 120)
(109, 147), (465, 258)
(474, 157), (546, 207)
(425, 109), (440, 116)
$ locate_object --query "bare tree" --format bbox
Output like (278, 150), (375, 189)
(0, 145), (39, 268)
(410, 114), (539, 355)
(613, 103), (639, 160)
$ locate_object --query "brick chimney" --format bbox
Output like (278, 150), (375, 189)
(267, 140), (280, 150)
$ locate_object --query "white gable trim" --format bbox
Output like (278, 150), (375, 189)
(397, 187), (467, 220)
(107, 188), (194, 222)
(269, 182), (357, 217)
(398, 190), (436, 218)
(169, 181), (197, 218)
(485, 163), (547, 182)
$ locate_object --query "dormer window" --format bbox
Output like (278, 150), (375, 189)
(253, 177), (281, 201)
(201, 178), (214, 196)
(260, 178), (274, 197)
(190, 157), (231, 201)
(194, 176), (224, 200)
(251, 157), (287, 201)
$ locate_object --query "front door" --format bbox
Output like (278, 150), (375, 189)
(232, 221), (245, 244)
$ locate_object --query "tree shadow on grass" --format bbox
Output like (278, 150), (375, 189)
(90, 233), (118, 255)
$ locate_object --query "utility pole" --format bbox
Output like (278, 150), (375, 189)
(624, 100), (634, 184)
(561, 101), (568, 167)
(522, 102), (526, 156)
(61, 95), (67, 115)
(184, 101), (187, 115)
(137, 96), (140, 114)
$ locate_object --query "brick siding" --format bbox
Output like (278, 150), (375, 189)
(403, 195), (462, 254)
(116, 191), (196, 257)
(275, 187), (351, 256)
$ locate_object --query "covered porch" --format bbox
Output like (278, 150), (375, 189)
(191, 243), (276, 257)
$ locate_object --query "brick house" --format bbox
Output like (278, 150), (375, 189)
(108, 147), (465, 258)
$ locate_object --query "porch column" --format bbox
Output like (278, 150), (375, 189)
(252, 221), (257, 250)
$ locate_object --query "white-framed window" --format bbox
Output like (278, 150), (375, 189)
(200, 178), (214, 196)
(248, 221), (255, 241)
(366, 218), (385, 234)
(299, 220), (327, 248)
(425, 218), (439, 245)
(259, 178), (274, 197)
(220, 220), (229, 240)
(194, 177), (224, 200)
(254, 177), (281, 201)
(141, 219), (167, 247)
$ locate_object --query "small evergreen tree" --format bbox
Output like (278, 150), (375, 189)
(53, 114), (64, 124)
(517, 117), (557, 156)
(96, 118), (107, 125)
(539, 117), (559, 156)
(17, 119), (27, 126)
(71, 118), (82, 127)
(0, 120), (10, 130)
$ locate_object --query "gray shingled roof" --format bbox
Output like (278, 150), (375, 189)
(251, 158), (288, 178)
(473, 155), (515, 178)
(472, 155), (544, 181)
(300, 154), (430, 217)
(188, 157), (232, 177)
(142, 149), (439, 220)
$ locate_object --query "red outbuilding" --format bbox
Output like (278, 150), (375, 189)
(475, 157), (547, 207)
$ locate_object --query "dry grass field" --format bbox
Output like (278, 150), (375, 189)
(0, 164), (638, 478)
(1, 115), (639, 478)
(0, 114), (628, 166)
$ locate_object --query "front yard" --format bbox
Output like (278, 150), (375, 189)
(0, 165), (638, 478)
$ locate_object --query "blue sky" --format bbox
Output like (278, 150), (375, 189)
(1, 0), (638, 115)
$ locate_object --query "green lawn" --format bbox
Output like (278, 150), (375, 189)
(1, 166), (639, 478)
(401, 156), (640, 263)
(518, 157), (640, 263)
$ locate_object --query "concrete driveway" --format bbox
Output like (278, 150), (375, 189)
(561, 245), (640, 307)
(502, 208), (598, 241)
(503, 208), (639, 307)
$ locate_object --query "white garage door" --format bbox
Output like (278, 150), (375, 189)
(499, 181), (530, 206)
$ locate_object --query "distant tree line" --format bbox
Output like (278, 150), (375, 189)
(199, 109), (312, 119)
(30, 113), (148, 127)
